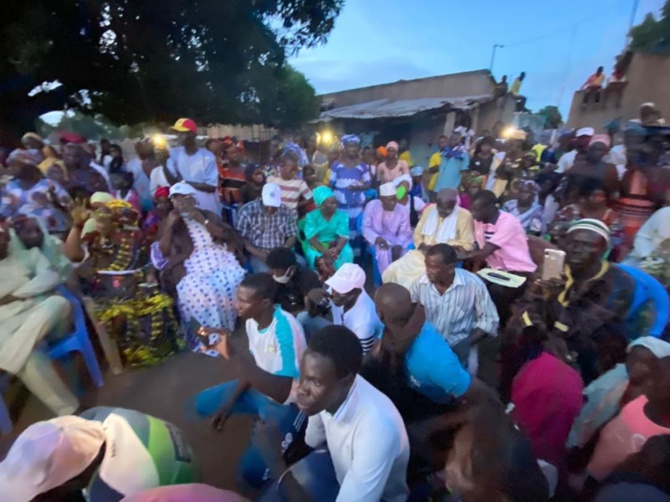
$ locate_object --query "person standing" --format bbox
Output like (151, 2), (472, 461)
(267, 151), (314, 213)
(510, 72), (527, 110)
(377, 141), (410, 184)
(582, 66), (605, 106)
(169, 118), (220, 215)
(431, 133), (469, 191)
(328, 135), (371, 255)
(557, 127), (594, 174)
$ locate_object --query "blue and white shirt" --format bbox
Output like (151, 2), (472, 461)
(246, 306), (306, 378)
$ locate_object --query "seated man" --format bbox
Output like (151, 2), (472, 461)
(267, 246), (322, 314)
(252, 325), (410, 502)
(192, 273), (307, 487)
(458, 190), (537, 326)
(361, 182), (413, 275)
(298, 263), (383, 353)
(0, 407), (196, 501)
(513, 219), (639, 383)
(382, 188), (475, 289)
(374, 283), (488, 409)
(236, 183), (298, 272)
(409, 244), (499, 372)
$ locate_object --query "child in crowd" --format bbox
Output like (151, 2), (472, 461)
(110, 171), (142, 214)
(267, 151), (314, 214)
(239, 163), (264, 205)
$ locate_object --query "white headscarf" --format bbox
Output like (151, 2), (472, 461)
(393, 173), (413, 191)
(421, 196), (461, 242)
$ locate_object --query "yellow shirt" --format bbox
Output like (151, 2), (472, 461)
(399, 151), (413, 167)
(510, 78), (522, 96)
(413, 205), (475, 250)
(427, 152), (442, 191)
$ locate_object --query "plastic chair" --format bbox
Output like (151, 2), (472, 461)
(0, 373), (11, 434)
(49, 285), (104, 388)
(356, 213), (382, 287)
(619, 264), (670, 338)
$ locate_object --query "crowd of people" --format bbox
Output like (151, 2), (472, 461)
(2, 106), (670, 501)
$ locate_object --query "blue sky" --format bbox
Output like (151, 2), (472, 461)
(290, 0), (666, 117)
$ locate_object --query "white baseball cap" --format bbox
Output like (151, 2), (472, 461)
(576, 127), (595, 137)
(262, 183), (282, 208)
(0, 416), (107, 501)
(628, 336), (670, 359)
(325, 263), (366, 294)
(168, 181), (198, 198)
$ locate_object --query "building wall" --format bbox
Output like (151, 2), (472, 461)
(321, 70), (496, 108)
(567, 52), (670, 131)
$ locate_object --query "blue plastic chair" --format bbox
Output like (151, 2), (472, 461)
(49, 285), (104, 388)
(0, 374), (11, 434)
(356, 213), (382, 287)
(619, 264), (670, 338)
(0, 286), (103, 434)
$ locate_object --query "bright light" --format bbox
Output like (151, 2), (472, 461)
(151, 134), (167, 149)
(501, 126), (516, 139)
(320, 130), (333, 146)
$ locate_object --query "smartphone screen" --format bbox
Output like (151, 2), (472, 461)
(542, 249), (566, 281)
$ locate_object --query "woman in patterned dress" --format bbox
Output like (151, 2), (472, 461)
(153, 182), (246, 355)
(328, 134), (371, 256)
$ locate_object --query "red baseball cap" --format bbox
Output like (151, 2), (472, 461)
(172, 118), (198, 134)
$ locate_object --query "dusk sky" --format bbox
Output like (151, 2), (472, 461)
(290, 0), (665, 117)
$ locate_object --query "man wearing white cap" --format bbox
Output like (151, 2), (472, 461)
(236, 183), (298, 272)
(168, 118), (221, 215)
(556, 127), (594, 174)
(0, 407), (196, 502)
(362, 182), (413, 275)
(299, 263), (383, 353)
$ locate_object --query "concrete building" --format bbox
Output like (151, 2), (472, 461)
(567, 51), (670, 130)
(316, 69), (517, 168)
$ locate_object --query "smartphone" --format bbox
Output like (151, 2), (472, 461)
(188, 319), (220, 348)
(542, 249), (566, 281)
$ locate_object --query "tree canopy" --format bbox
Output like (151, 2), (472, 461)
(629, 0), (670, 54)
(535, 105), (563, 130)
(1, 0), (342, 136)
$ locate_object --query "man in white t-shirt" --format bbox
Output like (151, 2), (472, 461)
(168, 118), (220, 215)
(556, 127), (594, 174)
(252, 325), (410, 502)
(193, 273), (307, 488)
(298, 263), (383, 353)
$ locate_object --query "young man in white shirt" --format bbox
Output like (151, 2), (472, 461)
(298, 263), (383, 353)
(252, 325), (410, 502)
(193, 273), (307, 488)
(169, 118), (220, 215)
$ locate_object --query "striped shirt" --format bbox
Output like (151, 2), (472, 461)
(409, 269), (499, 346)
(267, 175), (313, 211)
(331, 289), (384, 353)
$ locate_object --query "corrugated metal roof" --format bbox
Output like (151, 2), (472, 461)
(319, 95), (493, 121)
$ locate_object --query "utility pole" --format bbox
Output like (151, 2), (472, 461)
(627, 0), (640, 44)
(489, 44), (504, 73)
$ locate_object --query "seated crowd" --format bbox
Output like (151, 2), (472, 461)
(2, 110), (670, 501)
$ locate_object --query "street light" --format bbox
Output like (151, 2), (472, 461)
(490, 44), (504, 73)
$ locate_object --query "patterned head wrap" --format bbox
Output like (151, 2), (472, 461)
(341, 134), (361, 146)
(283, 143), (308, 167)
(96, 199), (139, 228)
(567, 218), (610, 246)
(313, 186), (336, 207)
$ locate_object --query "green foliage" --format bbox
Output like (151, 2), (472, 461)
(629, 1), (670, 54)
(535, 106), (563, 129)
(0, 0), (341, 135)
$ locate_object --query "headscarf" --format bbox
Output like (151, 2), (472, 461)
(154, 186), (170, 200)
(341, 134), (361, 146)
(21, 132), (44, 144)
(410, 166), (424, 176)
(376, 146), (387, 158)
(96, 199), (138, 228)
(515, 178), (541, 195)
(90, 192), (115, 206)
(313, 186), (335, 207)
(283, 143), (308, 167)
(244, 163), (261, 182)
(386, 141), (399, 152)
(6, 148), (44, 167)
(589, 135), (611, 148)
(567, 218), (611, 247)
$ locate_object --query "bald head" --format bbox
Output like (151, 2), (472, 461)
(374, 283), (413, 324)
(436, 188), (459, 218)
